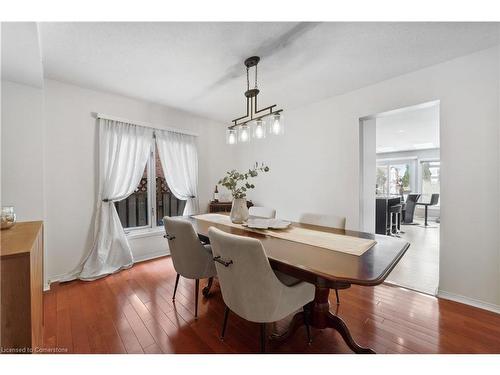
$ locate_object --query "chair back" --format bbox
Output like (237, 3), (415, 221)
(163, 217), (214, 279)
(429, 193), (440, 206)
(208, 227), (285, 322)
(403, 194), (421, 224)
(299, 213), (346, 229)
(406, 194), (421, 203)
(248, 206), (276, 219)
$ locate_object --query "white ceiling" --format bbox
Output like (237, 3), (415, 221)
(376, 102), (440, 153)
(33, 22), (500, 122)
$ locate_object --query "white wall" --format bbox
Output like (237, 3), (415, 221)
(1, 80), (45, 221)
(1, 23), (44, 88)
(43, 79), (232, 285)
(236, 46), (500, 308)
(360, 118), (376, 232)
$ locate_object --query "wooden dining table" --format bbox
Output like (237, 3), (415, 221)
(179, 214), (410, 354)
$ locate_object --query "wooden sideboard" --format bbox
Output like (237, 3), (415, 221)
(1, 221), (44, 353)
(208, 201), (253, 213)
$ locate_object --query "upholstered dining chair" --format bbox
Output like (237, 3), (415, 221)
(248, 206), (276, 219)
(300, 213), (346, 229)
(416, 193), (440, 226)
(163, 217), (217, 319)
(208, 227), (315, 353)
(298, 213), (347, 305)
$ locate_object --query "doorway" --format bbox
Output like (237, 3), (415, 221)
(359, 101), (440, 295)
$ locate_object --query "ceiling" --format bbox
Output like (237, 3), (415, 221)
(32, 22), (500, 122)
(376, 102), (440, 153)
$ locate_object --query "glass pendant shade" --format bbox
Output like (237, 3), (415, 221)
(226, 128), (237, 145)
(227, 56), (284, 145)
(252, 118), (266, 139)
(268, 113), (285, 136)
(238, 124), (251, 143)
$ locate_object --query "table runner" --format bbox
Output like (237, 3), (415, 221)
(193, 214), (376, 256)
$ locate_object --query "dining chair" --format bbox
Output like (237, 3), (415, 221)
(297, 212), (347, 305)
(208, 227), (315, 353)
(248, 206), (276, 219)
(163, 217), (217, 319)
(402, 193), (421, 224)
(416, 193), (440, 226)
(299, 213), (346, 229)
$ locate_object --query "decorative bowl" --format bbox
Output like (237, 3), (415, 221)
(1, 206), (17, 230)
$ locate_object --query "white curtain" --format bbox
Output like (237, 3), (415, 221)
(62, 119), (153, 281)
(156, 129), (199, 215)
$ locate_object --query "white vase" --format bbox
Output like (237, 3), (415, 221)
(230, 198), (249, 224)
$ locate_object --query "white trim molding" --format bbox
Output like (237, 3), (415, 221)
(125, 226), (165, 239)
(438, 290), (500, 315)
(132, 250), (169, 263)
(44, 251), (170, 292)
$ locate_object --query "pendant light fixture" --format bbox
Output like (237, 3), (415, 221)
(226, 56), (284, 144)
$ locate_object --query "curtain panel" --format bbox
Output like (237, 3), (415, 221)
(155, 129), (199, 215)
(61, 119), (153, 281)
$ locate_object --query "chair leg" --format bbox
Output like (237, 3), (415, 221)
(260, 323), (267, 353)
(220, 306), (230, 340)
(335, 288), (340, 304)
(303, 304), (312, 344)
(424, 205), (428, 226)
(202, 277), (214, 297)
(172, 273), (180, 301)
(195, 279), (199, 319)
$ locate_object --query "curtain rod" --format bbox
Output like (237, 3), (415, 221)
(95, 113), (199, 137)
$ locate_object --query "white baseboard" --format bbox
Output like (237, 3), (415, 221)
(437, 290), (500, 315)
(43, 250), (170, 292)
(43, 282), (52, 292)
(133, 250), (169, 263)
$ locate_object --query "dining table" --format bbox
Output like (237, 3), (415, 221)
(178, 214), (410, 354)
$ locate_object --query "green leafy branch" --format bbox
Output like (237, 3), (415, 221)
(218, 162), (270, 199)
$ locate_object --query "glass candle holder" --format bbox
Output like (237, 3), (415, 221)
(1, 206), (17, 230)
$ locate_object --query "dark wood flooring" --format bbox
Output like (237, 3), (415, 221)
(43, 256), (500, 354)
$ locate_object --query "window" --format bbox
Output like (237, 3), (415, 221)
(115, 140), (185, 231)
(115, 163), (150, 229)
(376, 165), (389, 195)
(154, 147), (186, 226)
(420, 160), (440, 204)
(376, 162), (412, 196)
(389, 164), (410, 195)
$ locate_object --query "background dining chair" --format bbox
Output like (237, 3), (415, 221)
(297, 212), (347, 304)
(299, 213), (346, 229)
(163, 217), (217, 319)
(388, 203), (402, 236)
(416, 193), (440, 226)
(402, 193), (421, 224)
(208, 227), (315, 353)
(248, 206), (276, 219)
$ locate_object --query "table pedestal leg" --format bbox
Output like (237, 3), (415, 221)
(325, 311), (375, 354)
(270, 284), (375, 354)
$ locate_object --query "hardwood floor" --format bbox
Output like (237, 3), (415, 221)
(386, 219), (439, 295)
(43, 256), (500, 354)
